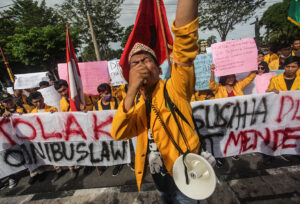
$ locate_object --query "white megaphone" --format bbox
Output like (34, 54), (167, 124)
(173, 153), (216, 200)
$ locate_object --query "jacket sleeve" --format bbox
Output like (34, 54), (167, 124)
(111, 100), (138, 141)
(168, 18), (199, 101)
(267, 76), (276, 92)
(209, 80), (220, 94)
(237, 73), (256, 90)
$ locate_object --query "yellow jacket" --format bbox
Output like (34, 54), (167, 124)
(267, 73), (300, 91)
(60, 94), (94, 112)
(269, 59), (280, 70)
(264, 53), (279, 64)
(111, 18), (200, 191)
(209, 73), (256, 99)
(2, 105), (26, 115)
(93, 97), (118, 111)
(31, 104), (58, 113)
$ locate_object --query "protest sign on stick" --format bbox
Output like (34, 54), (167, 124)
(14, 72), (49, 90)
(212, 38), (258, 77)
(38, 86), (61, 111)
(58, 61), (109, 95)
(194, 53), (213, 90)
(107, 60), (127, 86)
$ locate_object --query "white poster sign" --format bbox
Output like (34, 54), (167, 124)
(107, 60), (127, 86)
(14, 72), (49, 90)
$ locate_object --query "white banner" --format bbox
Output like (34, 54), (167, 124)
(14, 72), (49, 90)
(38, 86), (61, 111)
(0, 110), (130, 178)
(107, 60), (127, 86)
(191, 91), (300, 158)
(1, 91), (300, 178)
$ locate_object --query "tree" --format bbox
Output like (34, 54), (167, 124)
(59, 0), (124, 60)
(0, 0), (81, 80)
(121, 25), (134, 48)
(207, 35), (217, 47)
(260, 0), (300, 44)
(198, 0), (265, 41)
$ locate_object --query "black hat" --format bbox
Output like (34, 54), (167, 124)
(0, 93), (13, 102)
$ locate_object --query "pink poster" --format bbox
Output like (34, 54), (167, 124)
(58, 61), (109, 95)
(212, 38), (258, 77)
(256, 72), (276, 93)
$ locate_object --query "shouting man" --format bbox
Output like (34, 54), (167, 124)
(111, 0), (206, 203)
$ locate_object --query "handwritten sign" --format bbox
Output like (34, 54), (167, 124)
(14, 72), (49, 90)
(270, 70), (285, 75)
(0, 110), (130, 178)
(191, 90), (300, 158)
(107, 60), (127, 86)
(194, 53), (213, 90)
(212, 38), (258, 77)
(58, 61), (109, 95)
(38, 86), (61, 111)
(256, 73), (276, 93)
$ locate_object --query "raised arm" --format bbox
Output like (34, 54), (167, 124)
(175, 0), (198, 27)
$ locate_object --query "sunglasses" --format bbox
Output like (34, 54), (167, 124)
(258, 67), (265, 70)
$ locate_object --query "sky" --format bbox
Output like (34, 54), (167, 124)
(0, 0), (283, 47)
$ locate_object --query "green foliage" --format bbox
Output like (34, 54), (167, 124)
(0, 0), (81, 84)
(121, 25), (134, 48)
(198, 0), (265, 41)
(260, 0), (300, 44)
(59, 0), (124, 60)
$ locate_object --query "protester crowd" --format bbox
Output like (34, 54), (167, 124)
(0, 37), (299, 190)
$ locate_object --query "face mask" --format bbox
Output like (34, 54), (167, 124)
(103, 95), (112, 101)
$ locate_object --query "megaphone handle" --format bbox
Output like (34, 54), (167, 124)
(183, 152), (190, 185)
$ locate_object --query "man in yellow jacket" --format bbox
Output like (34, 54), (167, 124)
(269, 43), (292, 70)
(0, 92), (27, 117)
(54, 79), (94, 112)
(29, 91), (58, 113)
(267, 56), (300, 93)
(111, 0), (208, 202)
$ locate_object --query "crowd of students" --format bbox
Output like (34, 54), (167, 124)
(0, 38), (299, 189)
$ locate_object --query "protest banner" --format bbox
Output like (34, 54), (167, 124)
(1, 91), (300, 178)
(0, 110), (130, 178)
(58, 61), (109, 95)
(191, 90), (300, 158)
(212, 38), (258, 77)
(256, 73), (277, 93)
(107, 60), (127, 86)
(38, 86), (61, 111)
(14, 72), (49, 90)
(194, 53), (213, 90)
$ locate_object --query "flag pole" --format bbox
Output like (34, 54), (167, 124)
(0, 46), (15, 84)
(156, 0), (172, 75)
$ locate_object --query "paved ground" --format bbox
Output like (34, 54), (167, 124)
(0, 153), (299, 204)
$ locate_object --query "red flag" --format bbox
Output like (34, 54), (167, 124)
(119, 0), (173, 82)
(66, 25), (85, 111)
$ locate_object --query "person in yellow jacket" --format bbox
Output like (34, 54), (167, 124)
(54, 79), (94, 112)
(111, 1), (215, 202)
(94, 83), (119, 111)
(29, 92), (58, 113)
(291, 38), (300, 57)
(13, 89), (34, 113)
(93, 83), (124, 177)
(0, 92), (27, 117)
(264, 45), (279, 65)
(209, 64), (256, 99)
(267, 56), (300, 93)
(269, 43), (292, 70)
